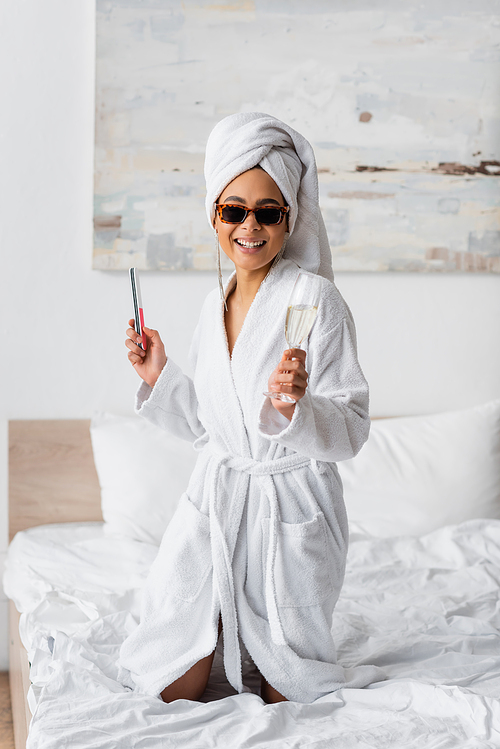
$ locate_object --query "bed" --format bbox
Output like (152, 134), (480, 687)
(4, 403), (500, 748)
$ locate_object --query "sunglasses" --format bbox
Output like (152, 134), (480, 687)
(215, 203), (289, 226)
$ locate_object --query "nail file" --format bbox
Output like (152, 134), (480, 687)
(129, 267), (147, 351)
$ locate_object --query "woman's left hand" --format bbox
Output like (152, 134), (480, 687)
(267, 349), (309, 419)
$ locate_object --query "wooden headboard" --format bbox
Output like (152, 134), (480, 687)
(8, 419), (104, 749)
(8, 419), (103, 543)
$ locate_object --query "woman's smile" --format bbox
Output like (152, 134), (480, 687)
(233, 237), (267, 253)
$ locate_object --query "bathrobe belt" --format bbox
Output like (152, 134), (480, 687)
(207, 444), (317, 693)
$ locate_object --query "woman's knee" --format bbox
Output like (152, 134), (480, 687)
(161, 617), (222, 703)
(160, 653), (214, 703)
(260, 673), (288, 704)
(160, 636), (219, 702)
(160, 678), (206, 703)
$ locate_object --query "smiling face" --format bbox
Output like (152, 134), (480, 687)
(214, 167), (288, 275)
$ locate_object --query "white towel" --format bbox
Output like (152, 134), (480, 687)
(204, 112), (334, 282)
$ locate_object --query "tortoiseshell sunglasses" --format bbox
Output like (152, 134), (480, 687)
(215, 204), (289, 225)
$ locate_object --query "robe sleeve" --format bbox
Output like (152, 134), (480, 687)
(134, 321), (206, 444)
(257, 290), (370, 463)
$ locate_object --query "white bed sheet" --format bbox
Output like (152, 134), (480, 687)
(3, 519), (500, 748)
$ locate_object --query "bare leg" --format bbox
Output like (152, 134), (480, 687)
(160, 615), (223, 703)
(260, 673), (288, 704)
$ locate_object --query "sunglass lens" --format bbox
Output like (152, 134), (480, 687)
(220, 205), (247, 223)
(255, 208), (282, 225)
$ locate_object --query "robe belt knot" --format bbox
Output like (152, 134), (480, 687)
(221, 451), (312, 476)
(206, 444), (315, 694)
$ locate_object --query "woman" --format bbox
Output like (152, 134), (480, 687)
(118, 113), (381, 704)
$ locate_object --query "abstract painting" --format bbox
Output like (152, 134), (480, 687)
(94, 0), (500, 272)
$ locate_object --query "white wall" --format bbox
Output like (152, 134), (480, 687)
(0, 0), (499, 669)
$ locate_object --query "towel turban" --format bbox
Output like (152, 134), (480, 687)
(204, 112), (334, 282)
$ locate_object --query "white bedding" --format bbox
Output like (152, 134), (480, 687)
(4, 519), (500, 748)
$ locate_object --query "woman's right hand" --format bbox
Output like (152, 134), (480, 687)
(125, 319), (167, 389)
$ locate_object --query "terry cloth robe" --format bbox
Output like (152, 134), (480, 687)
(118, 258), (384, 703)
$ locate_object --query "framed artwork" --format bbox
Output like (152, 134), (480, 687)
(94, 0), (500, 272)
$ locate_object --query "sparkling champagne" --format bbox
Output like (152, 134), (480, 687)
(263, 271), (322, 403)
(285, 304), (318, 348)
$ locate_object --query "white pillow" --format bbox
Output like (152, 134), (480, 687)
(338, 399), (500, 537)
(90, 412), (198, 545)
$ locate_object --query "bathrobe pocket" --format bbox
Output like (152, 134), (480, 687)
(161, 493), (212, 603)
(261, 511), (336, 608)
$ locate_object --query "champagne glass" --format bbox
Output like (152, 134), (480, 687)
(263, 271), (322, 403)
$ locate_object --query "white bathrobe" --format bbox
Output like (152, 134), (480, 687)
(118, 258), (383, 703)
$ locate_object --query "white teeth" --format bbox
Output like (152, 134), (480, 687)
(236, 240), (265, 248)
